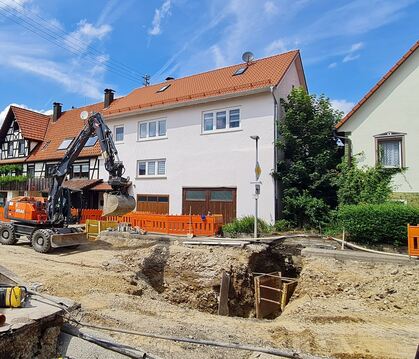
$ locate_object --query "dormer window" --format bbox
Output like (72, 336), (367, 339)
(157, 84), (171, 93)
(233, 67), (247, 76)
(7, 143), (13, 157)
(18, 140), (25, 156)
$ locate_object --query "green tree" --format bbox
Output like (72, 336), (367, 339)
(275, 87), (342, 228)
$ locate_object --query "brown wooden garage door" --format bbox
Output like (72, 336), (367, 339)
(182, 188), (236, 224)
(137, 194), (169, 214)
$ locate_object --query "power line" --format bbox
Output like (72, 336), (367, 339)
(0, 1), (146, 84)
(7, 0), (146, 79)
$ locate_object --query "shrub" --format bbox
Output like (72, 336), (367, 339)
(274, 219), (291, 232)
(222, 216), (271, 237)
(337, 203), (419, 246)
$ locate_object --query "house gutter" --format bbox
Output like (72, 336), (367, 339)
(270, 85), (280, 220)
(104, 87), (271, 120)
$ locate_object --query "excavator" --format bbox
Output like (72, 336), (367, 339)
(0, 111), (136, 253)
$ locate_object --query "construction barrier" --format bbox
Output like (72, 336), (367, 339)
(78, 209), (223, 237)
(85, 219), (118, 240)
(407, 224), (419, 257)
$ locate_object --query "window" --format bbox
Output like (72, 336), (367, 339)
(375, 132), (404, 168)
(7, 143), (13, 157)
(85, 136), (98, 147)
(18, 140), (25, 155)
(157, 84), (171, 93)
(138, 159), (166, 177)
(185, 190), (206, 201)
(210, 191), (233, 201)
(115, 125), (124, 142)
(27, 164), (35, 177)
(137, 119), (167, 140)
(45, 163), (57, 178)
(233, 67), (247, 76)
(71, 162), (89, 179)
(202, 108), (240, 133)
(58, 138), (73, 150)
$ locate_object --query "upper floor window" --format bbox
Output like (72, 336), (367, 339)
(58, 138), (73, 150)
(375, 132), (405, 168)
(7, 143), (13, 157)
(137, 159), (166, 177)
(138, 119), (166, 140)
(202, 108), (240, 133)
(27, 164), (35, 177)
(114, 125), (124, 142)
(71, 162), (89, 179)
(18, 140), (25, 156)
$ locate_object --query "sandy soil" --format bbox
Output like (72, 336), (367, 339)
(0, 236), (418, 359)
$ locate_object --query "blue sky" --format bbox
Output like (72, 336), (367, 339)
(0, 0), (418, 120)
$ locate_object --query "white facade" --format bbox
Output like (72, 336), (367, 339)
(100, 61), (303, 223)
(339, 47), (419, 195)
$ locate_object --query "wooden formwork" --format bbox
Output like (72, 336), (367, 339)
(85, 219), (118, 240)
(254, 272), (298, 319)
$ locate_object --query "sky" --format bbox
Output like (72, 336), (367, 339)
(0, 0), (418, 121)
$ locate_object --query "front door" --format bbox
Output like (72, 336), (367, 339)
(182, 188), (236, 223)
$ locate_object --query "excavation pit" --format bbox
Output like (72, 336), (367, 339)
(99, 233), (302, 318)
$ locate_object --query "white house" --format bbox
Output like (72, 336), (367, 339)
(100, 51), (307, 223)
(337, 41), (419, 205)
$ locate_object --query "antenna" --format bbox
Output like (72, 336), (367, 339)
(242, 51), (255, 65)
(142, 74), (151, 87)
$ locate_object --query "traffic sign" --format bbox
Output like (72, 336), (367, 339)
(255, 161), (261, 180)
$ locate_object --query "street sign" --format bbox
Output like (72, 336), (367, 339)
(255, 161), (261, 180)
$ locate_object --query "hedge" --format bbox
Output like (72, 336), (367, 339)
(222, 216), (271, 237)
(337, 203), (419, 246)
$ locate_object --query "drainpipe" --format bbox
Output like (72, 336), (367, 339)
(270, 86), (281, 220)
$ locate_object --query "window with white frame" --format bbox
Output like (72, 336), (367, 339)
(114, 125), (124, 142)
(137, 159), (166, 177)
(138, 119), (167, 140)
(375, 132), (404, 168)
(202, 108), (240, 133)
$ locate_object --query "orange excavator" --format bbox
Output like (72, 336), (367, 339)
(0, 111), (136, 253)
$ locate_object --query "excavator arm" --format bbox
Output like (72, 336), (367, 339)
(48, 112), (135, 224)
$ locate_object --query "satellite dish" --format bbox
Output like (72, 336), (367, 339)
(80, 111), (89, 120)
(242, 51), (255, 64)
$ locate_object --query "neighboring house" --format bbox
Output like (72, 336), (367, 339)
(101, 50), (307, 223)
(0, 93), (116, 208)
(337, 41), (419, 205)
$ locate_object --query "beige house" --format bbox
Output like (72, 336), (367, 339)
(337, 41), (419, 205)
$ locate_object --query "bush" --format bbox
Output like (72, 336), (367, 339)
(274, 219), (291, 232)
(337, 203), (419, 246)
(222, 216), (271, 237)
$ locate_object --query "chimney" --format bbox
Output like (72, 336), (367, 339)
(52, 102), (62, 122)
(104, 88), (115, 108)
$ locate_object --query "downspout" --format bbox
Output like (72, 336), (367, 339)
(270, 86), (280, 220)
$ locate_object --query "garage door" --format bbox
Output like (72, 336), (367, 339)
(182, 188), (236, 224)
(137, 194), (169, 214)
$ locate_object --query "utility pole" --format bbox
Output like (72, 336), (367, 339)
(250, 135), (261, 239)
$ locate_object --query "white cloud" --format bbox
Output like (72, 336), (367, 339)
(148, 0), (172, 36)
(264, 1), (279, 15)
(0, 0), (30, 9)
(265, 39), (289, 56)
(0, 103), (52, 126)
(211, 45), (227, 67)
(65, 20), (112, 53)
(331, 99), (355, 115)
(342, 41), (364, 62)
(328, 62), (337, 69)
(343, 53), (360, 63)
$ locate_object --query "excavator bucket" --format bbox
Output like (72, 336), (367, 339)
(102, 192), (136, 217)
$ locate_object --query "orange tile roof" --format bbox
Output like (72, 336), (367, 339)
(105, 50), (302, 116)
(336, 41), (419, 129)
(27, 102), (104, 162)
(10, 106), (50, 141)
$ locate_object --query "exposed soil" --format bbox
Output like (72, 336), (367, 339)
(0, 234), (418, 359)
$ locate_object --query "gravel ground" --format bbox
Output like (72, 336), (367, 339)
(0, 236), (418, 359)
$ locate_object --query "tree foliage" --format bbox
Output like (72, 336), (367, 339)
(0, 164), (27, 184)
(275, 87), (342, 228)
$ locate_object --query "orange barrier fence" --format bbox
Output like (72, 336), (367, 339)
(407, 224), (419, 257)
(77, 209), (224, 237)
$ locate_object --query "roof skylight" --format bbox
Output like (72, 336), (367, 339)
(58, 138), (74, 150)
(156, 84), (171, 93)
(233, 67), (247, 76)
(85, 136), (98, 147)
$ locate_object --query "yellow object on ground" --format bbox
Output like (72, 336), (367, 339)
(0, 286), (25, 308)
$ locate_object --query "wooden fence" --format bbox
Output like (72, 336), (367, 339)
(78, 209), (223, 237)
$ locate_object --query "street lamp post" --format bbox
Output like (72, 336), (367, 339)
(250, 135), (260, 239)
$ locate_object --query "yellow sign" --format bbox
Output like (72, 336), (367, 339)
(255, 162), (261, 180)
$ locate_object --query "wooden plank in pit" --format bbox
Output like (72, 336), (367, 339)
(281, 280), (298, 311)
(254, 272), (282, 319)
(218, 271), (230, 316)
